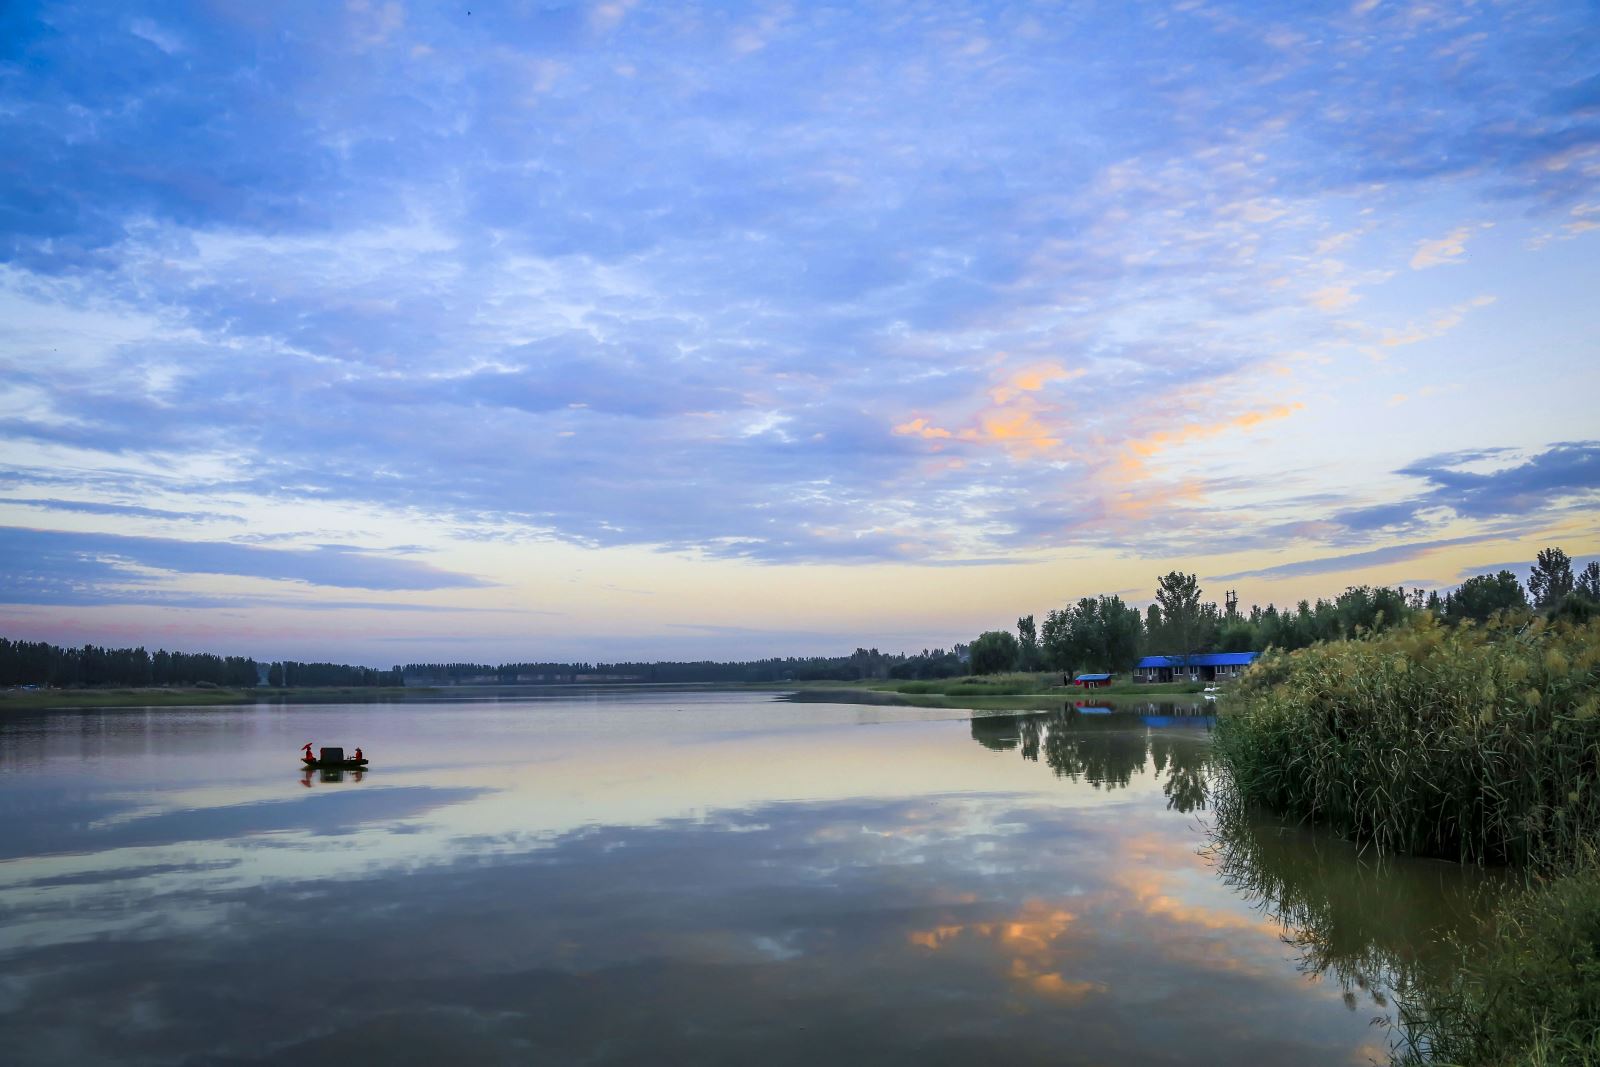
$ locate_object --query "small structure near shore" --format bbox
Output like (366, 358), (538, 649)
(1072, 673), (1114, 688)
(1134, 652), (1258, 684)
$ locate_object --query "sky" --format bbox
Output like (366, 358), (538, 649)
(2, 0), (1598, 665)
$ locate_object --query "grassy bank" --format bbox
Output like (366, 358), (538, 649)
(1, 686), (256, 709)
(0, 685), (425, 710)
(801, 673), (1210, 698)
(1212, 614), (1600, 1064)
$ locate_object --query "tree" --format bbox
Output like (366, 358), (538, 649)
(1143, 603), (1163, 653)
(1154, 571), (1203, 674)
(1097, 595), (1144, 672)
(1016, 615), (1042, 671)
(1216, 618), (1256, 652)
(1444, 571), (1528, 623)
(1577, 561), (1600, 602)
(1528, 547), (1575, 612)
(1041, 608), (1071, 672)
(970, 631), (1020, 675)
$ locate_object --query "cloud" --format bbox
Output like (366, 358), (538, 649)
(1409, 227), (1472, 268)
(1308, 285), (1358, 311)
(1379, 295), (1496, 347)
(0, 498), (243, 523)
(1, 0), (1597, 575)
(1119, 404), (1304, 479)
(1396, 441), (1600, 519)
(1288, 442), (1600, 561)
(0, 527), (492, 608)
(1210, 533), (1505, 581)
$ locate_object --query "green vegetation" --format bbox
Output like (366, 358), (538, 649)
(873, 673), (1204, 697)
(1396, 848), (1600, 1067)
(0, 636), (405, 691)
(968, 570), (1426, 678)
(966, 544), (1600, 684)
(0, 685), (425, 711)
(967, 632), (1021, 676)
(0, 637), (260, 688)
(1211, 606), (1600, 1065)
(1, 686), (255, 710)
(1215, 613), (1600, 866)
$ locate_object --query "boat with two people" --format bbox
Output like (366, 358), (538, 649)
(301, 742), (369, 769)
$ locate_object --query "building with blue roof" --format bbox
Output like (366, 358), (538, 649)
(1134, 652), (1259, 684)
(1072, 672), (1114, 688)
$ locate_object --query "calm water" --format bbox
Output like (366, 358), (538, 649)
(0, 692), (1498, 1065)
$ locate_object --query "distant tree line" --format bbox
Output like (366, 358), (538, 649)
(404, 646), (973, 686)
(0, 639), (259, 688)
(967, 546), (1600, 677)
(7, 549), (1592, 690)
(0, 638), (404, 690)
(265, 661), (403, 687)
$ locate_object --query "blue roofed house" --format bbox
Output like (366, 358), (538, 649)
(1134, 652), (1258, 684)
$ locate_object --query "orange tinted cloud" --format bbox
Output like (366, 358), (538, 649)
(978, 409), (1061, 452)
(1120, 403), (1303, 478)
(892, 359), (1081, 459)
(893, 416), (953, 439)
(989, 361), (1082, 404)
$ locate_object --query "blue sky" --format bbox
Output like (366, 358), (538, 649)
(2, 1), (1597, 663)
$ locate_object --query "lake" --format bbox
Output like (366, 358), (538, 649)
(0, 691), (1500, 1064)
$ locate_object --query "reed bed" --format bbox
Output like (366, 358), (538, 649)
(1214, 613), (1600, 867)
(1212, 616), (1600, 1063)
(1393, 845), (1600, 1066)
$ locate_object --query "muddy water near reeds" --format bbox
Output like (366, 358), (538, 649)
(0, 693), (1501, 1064)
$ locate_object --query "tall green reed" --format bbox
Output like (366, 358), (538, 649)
(1213, 613), (1600, 867)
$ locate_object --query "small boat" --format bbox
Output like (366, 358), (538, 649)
(300, 745), (367, 770)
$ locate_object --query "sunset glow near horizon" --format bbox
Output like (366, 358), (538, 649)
(2, 1), (1598, 665)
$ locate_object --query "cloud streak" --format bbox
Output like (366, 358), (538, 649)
(0, 526), (491, 608)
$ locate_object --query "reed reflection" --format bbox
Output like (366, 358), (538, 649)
(1204, 785), (1507, 1053)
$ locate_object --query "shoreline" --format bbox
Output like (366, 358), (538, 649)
(0, 685), (430, 711)
(2, 676), (1217, 713)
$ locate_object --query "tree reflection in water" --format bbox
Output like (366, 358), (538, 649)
(1204, 778), (1507, 1059)
(971, 708), (1506, 1060)
(969, 705), (1213, 811)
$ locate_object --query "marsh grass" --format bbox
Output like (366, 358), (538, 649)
(1393, 846), (1600, 1066)
(892, 672), (1057, 696)
(0, 687), (255, 710)
(1214, 613), (1600, 867)
(1213, 614), (1600, 1064)
(880, 674), (1207, 697)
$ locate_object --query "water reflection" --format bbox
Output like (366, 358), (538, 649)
(971, 706), (1506, 1058)
(970, 706), (1213, 811)
(0, 696), (1498, 1065)
(301, 767), (366, 786)
(1203, 792), (1506, 1051)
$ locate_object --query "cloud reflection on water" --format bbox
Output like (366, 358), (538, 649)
(0, 698), (1486, 1064)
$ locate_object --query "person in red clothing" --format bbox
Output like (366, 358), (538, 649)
(353, 747), (363, 761)
(302, 742), (315, 764)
